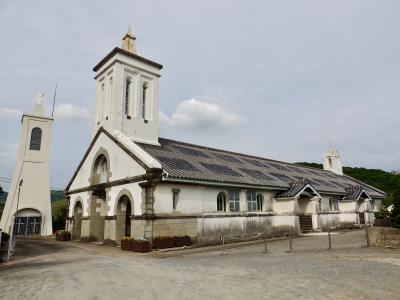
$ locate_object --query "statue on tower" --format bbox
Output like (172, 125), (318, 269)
(122, 25), (137, 54)
(33, 93), (45, 115)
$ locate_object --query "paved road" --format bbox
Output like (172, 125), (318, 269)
(1, 230), (399, 299)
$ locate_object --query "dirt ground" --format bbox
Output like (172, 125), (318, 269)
(0, 230), (399, 300)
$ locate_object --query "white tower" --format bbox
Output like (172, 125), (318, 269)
(0, 94), (53, 236)
(91, 26), (163, 145)
(323, 148), (343, 176)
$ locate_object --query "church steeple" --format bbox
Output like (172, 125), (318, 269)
(121, 25), (137, 54)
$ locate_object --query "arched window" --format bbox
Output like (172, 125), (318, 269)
(29, 127), (42, 151)
(256, 194), (263, 211)
(142, 82), (147, 119)
(93, 155), (108, 184)
(125, 78), (131, 115)
(217, 192), (226, 212)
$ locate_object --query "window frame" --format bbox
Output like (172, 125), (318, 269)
(330, 197), (339, 211)
(247, 190), (258, 212)
(124, 77), (131, 115)
(172, 189), (180, 212)
(228, 190), (240, 212)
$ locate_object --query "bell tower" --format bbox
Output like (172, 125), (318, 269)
(0, 94), (53, 236)
(323, 148), (343, 176)
(92, 26), (163, 145)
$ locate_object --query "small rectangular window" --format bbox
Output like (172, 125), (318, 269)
(329, 197), (339, 211)
(172, 189), (180, 211)
(228, 190), (240, 212)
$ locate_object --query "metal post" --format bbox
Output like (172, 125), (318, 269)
(327, 227), (332, 250)
(288, 231), (293, 253)
(7, 179), (23, 261)
(262, 232), (268, 253)
(220, 232), (227, 255)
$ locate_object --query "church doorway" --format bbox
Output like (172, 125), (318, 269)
(13, 209), (42, 235)
(72, 201), (83, 240)
(116, 195), (132, 243)
(297, 189), (318, 232)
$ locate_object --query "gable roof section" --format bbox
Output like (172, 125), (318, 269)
(276, 179), (322, 199)
(65, 127), (151, 191)
(137, 138), (386, 198)
(342, 185), (372, 201)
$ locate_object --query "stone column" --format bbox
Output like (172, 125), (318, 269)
(81, 217), (91, 239)
(104, 216), (117, 242)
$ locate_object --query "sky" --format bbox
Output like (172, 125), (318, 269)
(0, 0), (399, 191)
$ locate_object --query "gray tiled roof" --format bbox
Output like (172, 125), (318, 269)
(137, 138), (386, 198)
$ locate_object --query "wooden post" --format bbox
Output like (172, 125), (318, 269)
(327, 227), (332, 250)
(365, 225), (371, 248)
(262, 232), (268, 253)
(288, 231), (293, 253)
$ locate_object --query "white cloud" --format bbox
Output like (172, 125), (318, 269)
(160, 98), (245, 131)
(0, 108), (22, 119)
(54, 103), (91, 120)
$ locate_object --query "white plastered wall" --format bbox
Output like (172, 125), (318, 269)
(153, 183), (278, 214)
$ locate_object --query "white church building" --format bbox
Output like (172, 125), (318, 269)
(65, 29), (385, 244)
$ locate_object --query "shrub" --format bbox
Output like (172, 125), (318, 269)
(56, 230), (71, 241)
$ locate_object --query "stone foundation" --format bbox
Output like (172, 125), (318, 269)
(369, 226), (400, 248)
(153, 217), (197, 239)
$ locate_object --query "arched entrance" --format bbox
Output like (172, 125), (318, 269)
(115, 195), (132, 244)
(88, 153), (109, 241)
(72, 201), (83, 240)
(13, 208), (42, 235)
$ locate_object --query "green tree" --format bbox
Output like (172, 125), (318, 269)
(52, 199), (68, 231)
(391, 190), (400, 228)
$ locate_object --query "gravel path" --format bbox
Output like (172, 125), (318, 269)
(0, 230), (399, 300)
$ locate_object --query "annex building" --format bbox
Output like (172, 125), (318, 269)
(65, 28), (385, 244)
